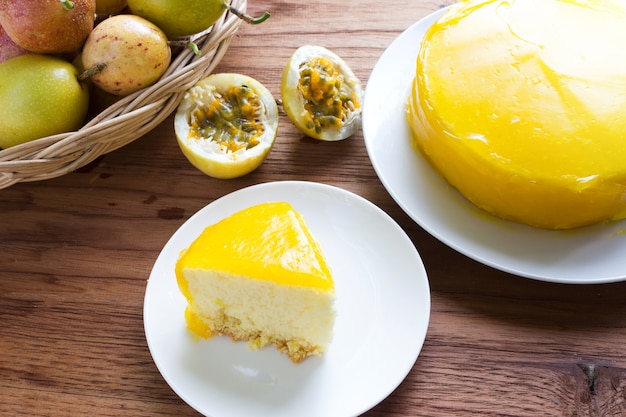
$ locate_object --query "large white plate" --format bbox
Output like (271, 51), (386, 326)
(144, 181), (430, 417)
(362, 8), (626, 284)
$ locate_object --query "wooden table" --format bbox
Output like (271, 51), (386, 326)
(3, 1), (626, 415)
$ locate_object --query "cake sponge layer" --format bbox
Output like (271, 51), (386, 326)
(182, 269), (335, 362)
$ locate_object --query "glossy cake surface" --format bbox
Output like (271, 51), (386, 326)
(408, 0), (626, 229)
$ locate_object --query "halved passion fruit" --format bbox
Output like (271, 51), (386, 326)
(174, 73), (279, 179)
(281, 45), (363, 141)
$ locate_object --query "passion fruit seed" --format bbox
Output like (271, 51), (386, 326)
(298, 56), (360, 135)
(281, 45), (363, 141)
(187, 83), (265, 152)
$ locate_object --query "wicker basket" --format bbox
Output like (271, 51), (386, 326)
(0, 0), (246, 190)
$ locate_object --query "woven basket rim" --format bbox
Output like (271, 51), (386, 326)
(0, 0), (246, 189)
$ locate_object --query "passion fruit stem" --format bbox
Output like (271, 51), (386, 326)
(61, 0), (75, 9)
(168, 40), (201, 55)
(78, 63), (107, 81)
(187, 41), (201, 55)
(227, 5), (270, 24)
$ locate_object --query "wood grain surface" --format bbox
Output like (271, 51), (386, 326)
(2, 1), (626, 416)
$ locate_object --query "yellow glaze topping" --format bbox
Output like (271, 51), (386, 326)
(176, 201), (334, 295)
(408, 0), (626, 229)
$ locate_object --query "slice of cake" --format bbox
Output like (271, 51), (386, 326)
(175, 201), (336, 363)
(407, 0), (626, 229)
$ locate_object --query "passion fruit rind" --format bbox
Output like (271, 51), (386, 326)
(281, 45), (363, 141)
(174, 73), (279, 179)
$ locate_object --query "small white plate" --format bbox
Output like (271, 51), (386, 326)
(362, 7), (626, 284)
(144, 181), (431, 417)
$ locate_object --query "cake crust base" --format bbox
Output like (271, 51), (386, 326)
(188, 308), (325, 363)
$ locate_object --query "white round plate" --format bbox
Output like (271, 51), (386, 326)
(362, 7), (626, 284)
(144, 181), (430, 417)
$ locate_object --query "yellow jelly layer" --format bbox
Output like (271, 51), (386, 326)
(176, 201), (334, 298)
(408, 0), (626, 229)
(184, 307), (213, 339)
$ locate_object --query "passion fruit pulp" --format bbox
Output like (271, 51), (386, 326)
(174, 73), (279, 179)
(281, 45), (363, 141)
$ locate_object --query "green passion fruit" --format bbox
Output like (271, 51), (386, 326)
(127, 0), (270, 38)
(281, 45), (363, 141)
(174, 73), (279, 179)
(0, 54), (89, 149)
(95, 0), (128, 14)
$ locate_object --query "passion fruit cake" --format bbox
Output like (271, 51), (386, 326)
(175, 201), (336, 363)
(407, 0), (626, 229)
